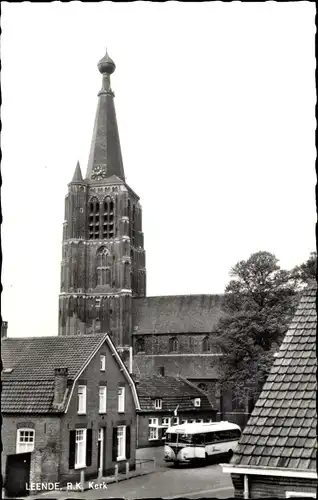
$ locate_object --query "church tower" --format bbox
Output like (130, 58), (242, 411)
(58, 50), (146, 358)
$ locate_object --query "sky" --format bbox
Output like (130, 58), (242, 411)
(1, 2), (316, 338)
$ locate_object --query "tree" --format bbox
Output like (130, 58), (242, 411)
(291, 251), (317, 285)
(215, 251), (302, 406)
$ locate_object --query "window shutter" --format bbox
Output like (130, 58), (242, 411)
(69, 430), (76, 469)
(86, 429), (93, 467)
(126, 426), (131, 459)
(112, 427), (118, 462)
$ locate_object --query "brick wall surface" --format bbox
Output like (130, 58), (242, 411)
(2, 415), (61, 486)
(134, 334), (219, 356)
(232, 473), (317, 499)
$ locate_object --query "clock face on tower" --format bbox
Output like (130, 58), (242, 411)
(92, 164), (107, 180)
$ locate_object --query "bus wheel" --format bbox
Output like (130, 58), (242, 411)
(205, 453), (209, 463)
(174, 461), (180, 467)
(227, 450), (233, 461)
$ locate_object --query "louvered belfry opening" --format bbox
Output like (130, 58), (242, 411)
(103, 197), (114, 239)
(89, 197), (100, 239)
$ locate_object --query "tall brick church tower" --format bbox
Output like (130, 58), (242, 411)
(58, 50), (146, 359)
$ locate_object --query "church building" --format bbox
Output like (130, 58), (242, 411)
(58, 50), (247, 426)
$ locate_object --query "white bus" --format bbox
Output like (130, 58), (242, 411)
(164, 421), (241, 466)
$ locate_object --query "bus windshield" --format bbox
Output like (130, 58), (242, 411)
(165, 433), (194, 444)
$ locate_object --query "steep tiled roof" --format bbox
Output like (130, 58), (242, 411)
(132, 295), (224, 334)
(136, 374), (215, 413)
(1, 334), (106, 413)
(231, 284), (317, 471)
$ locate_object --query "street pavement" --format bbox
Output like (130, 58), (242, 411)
(36, 447), (234, 500)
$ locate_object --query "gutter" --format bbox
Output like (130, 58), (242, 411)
(221, 464), (318, 480)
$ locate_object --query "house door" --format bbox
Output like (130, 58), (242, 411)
(5, 452), (31, 498)
(98, 428), (106, 475)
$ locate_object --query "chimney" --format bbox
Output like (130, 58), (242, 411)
(1, 321), (8, 339)
(53, 368), (68, 406)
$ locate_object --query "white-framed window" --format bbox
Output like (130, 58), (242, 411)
(100, 355), (106, 371)
(117, 425), (126, 460)
(77, 385), (87, 414)
(118, 386), (125, 412)
(194, 398), (201, 407)
(99, 386), (107, 413)
(196, 419), (204, 423)
(148, 418), (159, 440)
(75, 429), (86, 469)
(16, 429), (35, 454)
(161, 417), (171, 427)
(189, 419), (196, 423)
(173, 417), (179, 425)
(286, 493), (316, 499)
(207, 419), (214, 423)
(154, 398), (162, 409)
(181, 419), (188, 424)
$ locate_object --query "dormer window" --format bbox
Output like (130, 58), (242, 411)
(3, 368), (13, 374)
(154, 399), (162, 410)
(194, 398), (201, 408)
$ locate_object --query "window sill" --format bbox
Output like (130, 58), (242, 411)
(148, 438), (159, 441)
(99, 411), (107, 414)
(77, 412), (87, 415)
(75, 464), (86, 470)
(116, 456), (126, 462)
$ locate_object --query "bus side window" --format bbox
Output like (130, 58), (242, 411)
(206, 432), (215, 444)
(214, 431), (222, 442)
(194, 433), (205, 445)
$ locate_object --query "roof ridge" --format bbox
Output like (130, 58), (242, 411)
(135, 294), (224, 299)
(2, 334), (106, 341)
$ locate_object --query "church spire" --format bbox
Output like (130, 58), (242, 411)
(85, 50), (125, 182)
(71, 161), (83, 183)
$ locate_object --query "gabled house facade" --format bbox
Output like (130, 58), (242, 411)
(1, 333), (139, 497)
(135, 375), (217, 448)
(222, 283), (317, 499)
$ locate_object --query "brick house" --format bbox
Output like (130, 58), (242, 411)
(1, 333), (140, 497)
(135, 374), (217, 448)
(222, 283), (317, 498)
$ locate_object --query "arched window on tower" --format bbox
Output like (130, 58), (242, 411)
(96, 247), (111, 286)
(88, 197), (100, 239)
(102, 196), (114, 239)
(202, 336), (211, 353)
(135, 337), (145, 354)
(169, 337), (178, 353)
